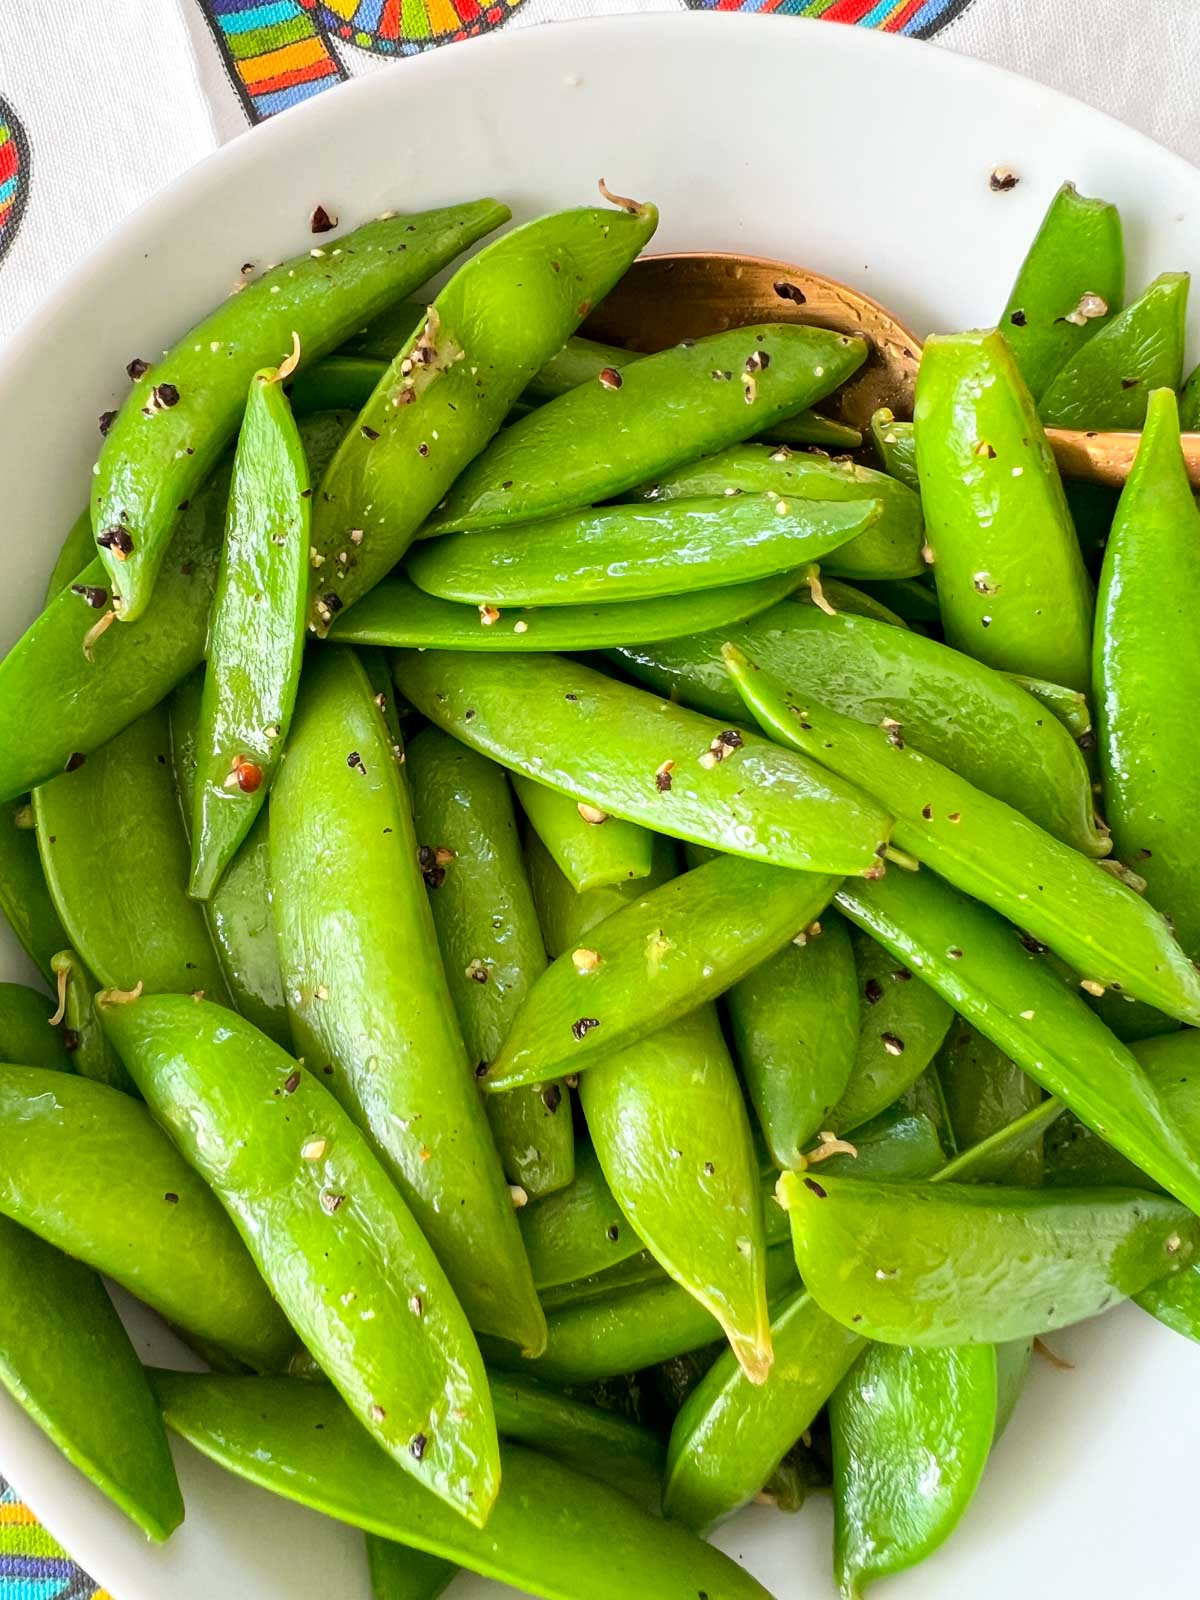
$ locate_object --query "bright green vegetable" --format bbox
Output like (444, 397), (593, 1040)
(869, 408), (919, 491)
(189, 362), (309, 899)
(93, 203), (507, 622)
(512, 774), (654, 892)
(0, 799), (68, 982)
(151, 1372), (771, 1600)
(48, 951), (134, 1091)
(1040, 272), (1188, 429)
(999, 181), (1125, 398)
(726, 646), (1200, 1025)
(914, 327), (1094, 691)
(938, 1017), (1045, 1186)
(367, 1537), (456, 1600)
(726, 913), (859, 1168)
(394, 651), (892, 875)
(0, 1062), (293, 1369)
(0, 982), (70, 1072)
(424, 324), (868, 534)
(102, 994), (500, 1525)
(270, 649), (545, 1355)
(405, 729), (573, 1199)
(309, 202), (659, 629)
(487, 851), (839, 1091)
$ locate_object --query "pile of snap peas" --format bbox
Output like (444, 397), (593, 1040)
(1, 175), (1199, 1598)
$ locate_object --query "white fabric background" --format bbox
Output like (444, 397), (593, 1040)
(0, 0), (1197, 344)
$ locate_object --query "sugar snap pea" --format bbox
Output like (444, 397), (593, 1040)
(830, 926), (954, 1133)
(0, 799), (68, 981)
(1040, 272), (1188, 429)
(34, 705), (230, 999)
(486, 850), (839, 1091)
(102, 994), (500, 1524)
(632, 442), (925, 581)
(93, 202), (506, 622)
(914, 327), (1094, 691)
(488, 1371), (665, 1497)
(726, 912), (859, 1168)
(0, 982), (70, 1072)
(513, 774), (654, 892)
(169, 669), (289, 1044)
(1006, 672), (1092, 743)
(856, 577), (940, 628)
(726, 647), (1200, 1024)
(525, 824), (677, 961)
(938, 1017), (1045, 1185)
(270, 649), (545, 1354)
(831, 1341), (997, 1598)
(0, 1214), (183, 1541)
(999, 181), (1124, 398)
(394, 650), (892, 874)
(405, 728), (573, 1199)
(815, 580), (910, 628)
(189, 363), (309, 899)
(325, 568), (808, 652)
(409, 494), (882, 608)
(151, 1371), (771, 1600)
(424, 323), (866, 534)
(612, 602), (1105, 855)
(1095, 387), (1200, 960)
(367, 1537), (455, 1600)
(834, 865), (1200, 1213)
(518, 1143), (641, 1290)
(48, 948), (134, 1090)
(778, 1172), (1198, 1345)
(309, 202), (659, 629)
(288, 356), (384, 417)
(46, 508), (99, 598)
(0, 1062), (292, 1368)
(869, 408), (920, 492)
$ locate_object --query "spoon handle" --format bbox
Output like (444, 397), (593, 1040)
(1047, 426), (1200, 489)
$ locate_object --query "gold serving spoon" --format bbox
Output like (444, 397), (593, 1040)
(586, 251), (1183, 487)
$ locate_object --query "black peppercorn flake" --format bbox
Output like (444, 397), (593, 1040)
(1010, 309), (1027, 327)
(803, 1177), (827, 1198)
(97, 525), (134, 558)
(774, 281), (807, 304)
(164, 1192), (179, 1205)
(409, 1432), (427, 1461)
(346, 751), (366, 774)
(283, 1070), (301, 1095)
(64, 752), (87, 773)
(63, 1029), (80, 1053)
(154, 382), (180, 408)
(542, 1084), (562, 1113)
(320, 592), (342, 614)
(98, 409), (117, 436)
(126, 357), (150, 381)
(864, 977), (883, 1004)
(606, 1224), (620, 1242)
(571, 1017), (600, 1041)
(361, 425), (379, 441)
(310, 204), (338, 234)
(71, 583), (109, 610)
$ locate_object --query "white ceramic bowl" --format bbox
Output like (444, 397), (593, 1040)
(1, 14), (1198, 1598)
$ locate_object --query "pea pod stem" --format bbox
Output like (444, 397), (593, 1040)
(725, 645), (1200, 1025)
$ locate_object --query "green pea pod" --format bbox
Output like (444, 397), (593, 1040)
(326, 568), (808, 652)
(869, 408), (919, 491)
(761, 412), (863, 449)
(580, 1006), (772, 1383)
(1095, 387), (1200, 959)
(270, 649), (545, 1354)
(33, 706), (229, 999)
(834, 864), (1200, 1212)
(409, 493), (881, 607)
(0, 414), (351, 806)
(1040, 272), (1188, 429)
(1180, 358), (1200, 428)
(816, 579), (909, 628)
(405, 729), (573, 1199)
(489, 1371), (664, 1497)
(0, 1062), (292, 1368)
(938, 1017), (1044, 1185)
(152, 1371), (770, 1600)
(612, 602), (1104, 856)
(93, 203), (507, 622)
(394, 651), (892, 874)
(726, 912), (859, 1168)
(168, 670), (289, 1045)
(190, 366), (309, 899)
(487, 851), (839, 1091)
(856, 578), (940, 628)
(1136, 1261), (1200, 1343)
(513, 774), (654, 892)
(102, 995), (500, 1524)
(424, 323), (866, 535)
(525, 825), (677, 963)
(0, 799), (68, 981)
(519, 1143), (641, 1290)
(914, 328), (1094, 692)
(831, 926), (954, 1133)
(778, 1171), (1197, 1345)
(831, 1342), (997, 1599)
(49, 951), (135, 1092)
(367, 1537), (455, 1600)
(999, 181), (1125, 398)
(1006, 672), (1093, 743)
(726, 647), (1200, 1024)
(46, 507), (100, 597)
(0, 982), (70, 1072)
(632, 442), (925, 581)
(288, 356), (385, 417)
(0, 1214), (183, 1541)
(898, 1060), (958, 1155)
(310, 203), (659, 630)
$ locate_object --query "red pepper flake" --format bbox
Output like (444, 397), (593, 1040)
(542, 1084), (562, 1113)
(598, 367), (623, 390)
(774, 282), (807, 305)
(803, 1177), (827, 1198)
(71, 583), (109, 610)
(226, 755), (263, 794)
(97, 525), (134, 559)
(571, 1017), (600, 1041)
(310, 204), (339, 234)
(126, 357), (150, 381)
